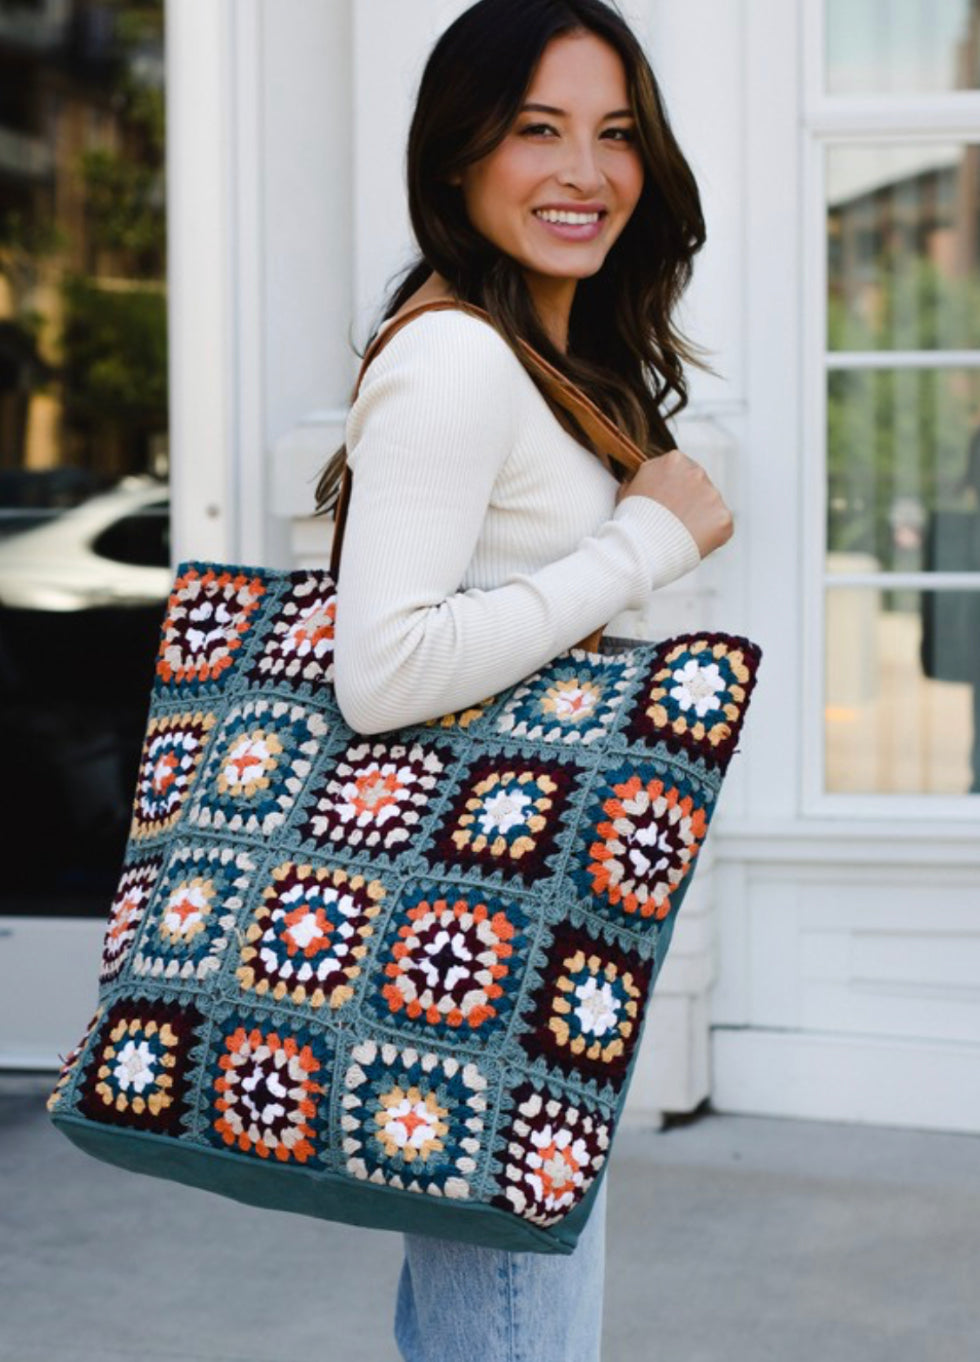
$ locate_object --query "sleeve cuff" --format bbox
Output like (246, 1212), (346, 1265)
(611, 494), (702, 596)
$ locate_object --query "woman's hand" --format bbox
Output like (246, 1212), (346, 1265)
(615, 448), (733, 559)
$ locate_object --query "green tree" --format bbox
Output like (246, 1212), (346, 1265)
(827, 253), (980, 573)
(58, 0), (167, 473)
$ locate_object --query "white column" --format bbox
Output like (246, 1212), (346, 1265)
(168, 0), (355, 566)
(165, 0), (237, 562)
(265, 0), (354, 557)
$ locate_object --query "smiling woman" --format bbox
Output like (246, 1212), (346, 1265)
(304, 4), (732, 1361)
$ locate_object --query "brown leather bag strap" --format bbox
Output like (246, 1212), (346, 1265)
(331, 299), (652, 653)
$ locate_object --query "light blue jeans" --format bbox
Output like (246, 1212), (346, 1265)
(393, 1174), (607, 1362)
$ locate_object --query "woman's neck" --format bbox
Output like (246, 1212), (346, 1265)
(525, 274), (576, 355)
(411, 269), (574, 354)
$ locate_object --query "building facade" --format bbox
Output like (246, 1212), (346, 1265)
(4, 0), (979, 1135)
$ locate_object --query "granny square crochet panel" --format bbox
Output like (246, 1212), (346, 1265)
(48, 562), (762, 1254)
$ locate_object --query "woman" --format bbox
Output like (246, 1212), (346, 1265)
(315, 1), (732, 1358)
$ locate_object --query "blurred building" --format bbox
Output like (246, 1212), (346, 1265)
(2, 0), (979, 1136)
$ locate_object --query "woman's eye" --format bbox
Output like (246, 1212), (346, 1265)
(517, 123), (636, 143)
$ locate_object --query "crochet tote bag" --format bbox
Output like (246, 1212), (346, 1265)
(47, 301), (763, 1255)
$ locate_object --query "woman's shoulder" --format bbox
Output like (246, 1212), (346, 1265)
(370, 300), (520, 371)
(345, 299), (526, 461)
(349, 304), (528, 437)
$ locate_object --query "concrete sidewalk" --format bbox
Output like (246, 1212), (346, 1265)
(2, 1072), (977, 1362)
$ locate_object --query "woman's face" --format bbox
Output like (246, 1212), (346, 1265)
(454, 31), (644, 293)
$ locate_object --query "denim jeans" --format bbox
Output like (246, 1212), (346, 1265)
(393, 1173), (607, 1362)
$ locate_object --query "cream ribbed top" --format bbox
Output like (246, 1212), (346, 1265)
(332, 307), (701, 735)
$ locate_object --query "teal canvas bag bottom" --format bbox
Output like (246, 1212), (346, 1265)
(49, 1109), (605, 1254)
(46, 558), (761, 1255)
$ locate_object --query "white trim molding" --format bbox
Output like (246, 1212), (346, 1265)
(713, 1028), (980, 1134)
(165, 0), (238, 562)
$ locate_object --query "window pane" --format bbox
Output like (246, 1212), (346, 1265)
(0, 2), (169, 917)
(825, 586), (980, 793)
(827, 0), (980, 95)
(827, 366), (980, 572)
(828, 144), (980, 351)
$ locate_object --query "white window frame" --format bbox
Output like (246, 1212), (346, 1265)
(801, 0), (980, 819)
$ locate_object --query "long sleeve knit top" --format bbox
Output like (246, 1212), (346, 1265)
(332, 307), (702, 735)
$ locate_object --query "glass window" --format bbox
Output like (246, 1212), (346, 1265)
(827, 366), (980, 572)
(825, 586), (980, 794)
(0, 1), (168, 916)
(827, 0), (980, 96)
(819, 7), (980, 801)
(827, 144), (980, 351)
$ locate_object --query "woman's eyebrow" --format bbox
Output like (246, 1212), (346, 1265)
(520, 102), (633, 119)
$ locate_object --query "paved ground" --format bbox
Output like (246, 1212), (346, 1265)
(2, 1072), (978, 1361)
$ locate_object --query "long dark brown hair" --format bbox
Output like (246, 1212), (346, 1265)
(313, 0), (707, 517)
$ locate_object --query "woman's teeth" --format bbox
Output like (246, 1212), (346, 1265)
(533, 209), (602, 225)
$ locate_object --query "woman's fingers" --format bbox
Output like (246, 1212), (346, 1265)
(616, 449), (733, 558)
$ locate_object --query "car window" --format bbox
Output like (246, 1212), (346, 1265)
(91, 502), (171, 568)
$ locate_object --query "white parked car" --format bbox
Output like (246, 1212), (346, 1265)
(0, 475), (171, 611)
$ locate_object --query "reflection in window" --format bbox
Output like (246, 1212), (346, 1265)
(827, 367), (980, 571)
(827, 144), (980, 351)
(825, 587), (980, 793)
(827, 0), (980, 95)
(0, 1), (169, 915)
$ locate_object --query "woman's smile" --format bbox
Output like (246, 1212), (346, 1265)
(531, 206), (608, 241)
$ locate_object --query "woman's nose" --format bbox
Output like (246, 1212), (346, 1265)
(558, 139), (604, 193)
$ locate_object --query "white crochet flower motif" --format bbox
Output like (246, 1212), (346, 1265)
(477, 786), (535, 835)
(160, 880), (211, 944)
(550, 683), (600, 722)
(335, 762), (417, 828)
(113, 1039), (158, 1093)
(377, 1091), (446, 1158)
(527, 1125), (590, 1212)
(281, 599), (334, 658)
(572, 977), (620, 1037)
(667, 659), (727, 718)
